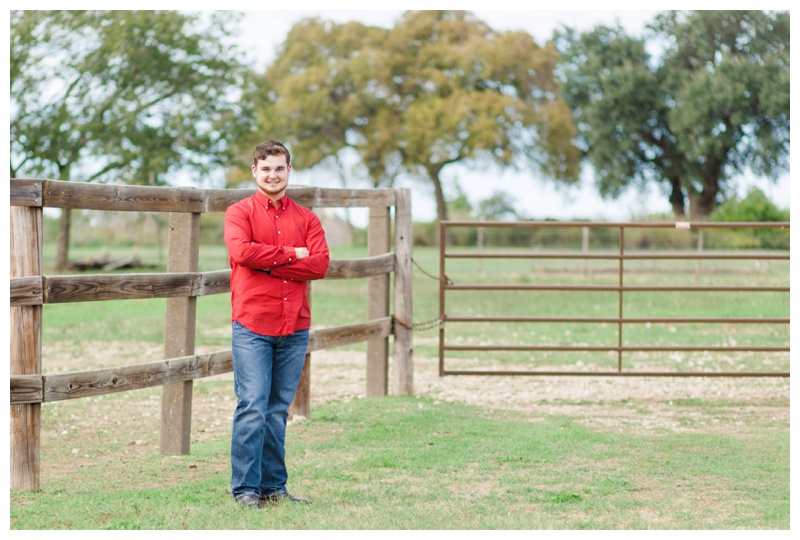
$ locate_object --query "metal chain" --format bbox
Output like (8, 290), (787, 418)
(411, 256), (453, 285)
(394, 316), (442, 332)
(412, 318), (443, 331)
(400, 257), (450, 331)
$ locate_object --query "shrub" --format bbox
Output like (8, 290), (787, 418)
(706, 188), (789, 250)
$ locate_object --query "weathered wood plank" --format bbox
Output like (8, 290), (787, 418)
(366, 206), (391, 398)
(10, 204), (43, 491)
(10, 179), (43, 207)
(10, 404), (41, 490)
(307, 317), (393, 352)
(43, 350), (234, 402)
(41, 317), (394, 403)
(195, 269), (232, 296)
(161, 212), (200, 455)
(290, 277), (312, 420)
(289, 354), (311, 420)
(10, 375), (44, 404)
(20, 257), (394, 306)
(200, 257), (394, 283)
(287, 186), (396, 208)
(15, 179), (398, 213)
(203, 189), (254, 212)
(10, 276), (44, 306)
(43, 181), (209, 213)
(327, 254), (395, 279)
(392, 188), (414, 395)
(43, 273), (198, 303)
(206, 186), (397, 210)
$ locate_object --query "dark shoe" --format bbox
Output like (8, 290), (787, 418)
(235, 493), (264, 509)
(262, 491), (312, 505)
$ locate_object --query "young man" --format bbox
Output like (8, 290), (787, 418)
(224, 140), (330, 509)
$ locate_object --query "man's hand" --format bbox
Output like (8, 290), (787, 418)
(294, 247), (309, 260)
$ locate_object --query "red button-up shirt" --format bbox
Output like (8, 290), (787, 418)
(224, 191), (330, 336)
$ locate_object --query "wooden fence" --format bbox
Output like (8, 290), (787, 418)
(9, 179), (414, 491)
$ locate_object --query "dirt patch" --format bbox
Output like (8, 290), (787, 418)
(309, 350), (790, 435)
(41, 340), (790, 439)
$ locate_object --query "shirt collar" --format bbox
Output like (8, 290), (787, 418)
(255, 190), (288, 210)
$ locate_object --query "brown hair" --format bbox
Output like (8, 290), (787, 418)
(253, 140), (291, 167)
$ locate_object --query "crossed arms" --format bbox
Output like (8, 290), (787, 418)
(224, 206), (330, 282)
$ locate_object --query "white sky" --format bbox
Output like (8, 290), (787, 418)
(231, 6), (792, 226)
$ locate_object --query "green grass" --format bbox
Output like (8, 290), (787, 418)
(10, 394), (789, 529)
(17, 241), (790, 529)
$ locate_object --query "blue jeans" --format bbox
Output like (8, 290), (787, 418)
(230, 321), (309, 499)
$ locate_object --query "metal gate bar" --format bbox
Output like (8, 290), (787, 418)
(438, 220), (790, 377)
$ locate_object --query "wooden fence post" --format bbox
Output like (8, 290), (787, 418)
(160, 212), (200, 455)
(366, 206), (390, 397)
(289, 205), (316, 419)
(392, 189), (413, 395)
(289, 282), (311, 420)
(10, 204), (43, 491)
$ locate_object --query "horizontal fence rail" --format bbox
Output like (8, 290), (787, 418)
(10, 254), (396, 306)
(11, 179), (398, 211)
(439, 220), (789, 378)
(9, 178), (414, 491)
(10, 317), (394, 404)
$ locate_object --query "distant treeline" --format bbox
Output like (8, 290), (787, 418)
(44, 188), (787, 251)
(411, 220), (789, 251)
(412, 188), (789, 250)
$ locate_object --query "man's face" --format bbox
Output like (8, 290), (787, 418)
(252, 154), (291, 200)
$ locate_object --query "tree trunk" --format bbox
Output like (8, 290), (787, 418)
(668, 177), (687, 217)
(55, 208), (72, 271)
(689, 186), (718, 219)
(430, 169), (450, 246)
(690, 162), (723, 219)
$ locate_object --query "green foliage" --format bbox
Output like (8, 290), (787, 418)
(11, 9), (257, 270)
(711, 188), (789, 223)
(10, 10), (254, 184)
(554, 10), (790, 218)
(706, 188), (790, 249)
(256, 10), (580, 223)
(477, 191), (519, 221)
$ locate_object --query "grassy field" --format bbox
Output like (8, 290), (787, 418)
(9, 242), (791, 529)
(9, 393), (790, 529)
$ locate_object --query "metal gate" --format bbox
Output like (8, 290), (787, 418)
(438, 220), (789, 377)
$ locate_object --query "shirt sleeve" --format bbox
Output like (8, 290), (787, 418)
(224, 202), (296, 269)
(270, 211), (330, 281)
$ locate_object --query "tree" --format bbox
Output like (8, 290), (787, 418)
(554, 10), (790, 218)
(477, 191), (519, 221)
(231, 17), (397, 188)
(709, 187), (789, 250)
(711, 187), (789, 223)
(253, 10), (580, 228)
(11, 10), (254, 269)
